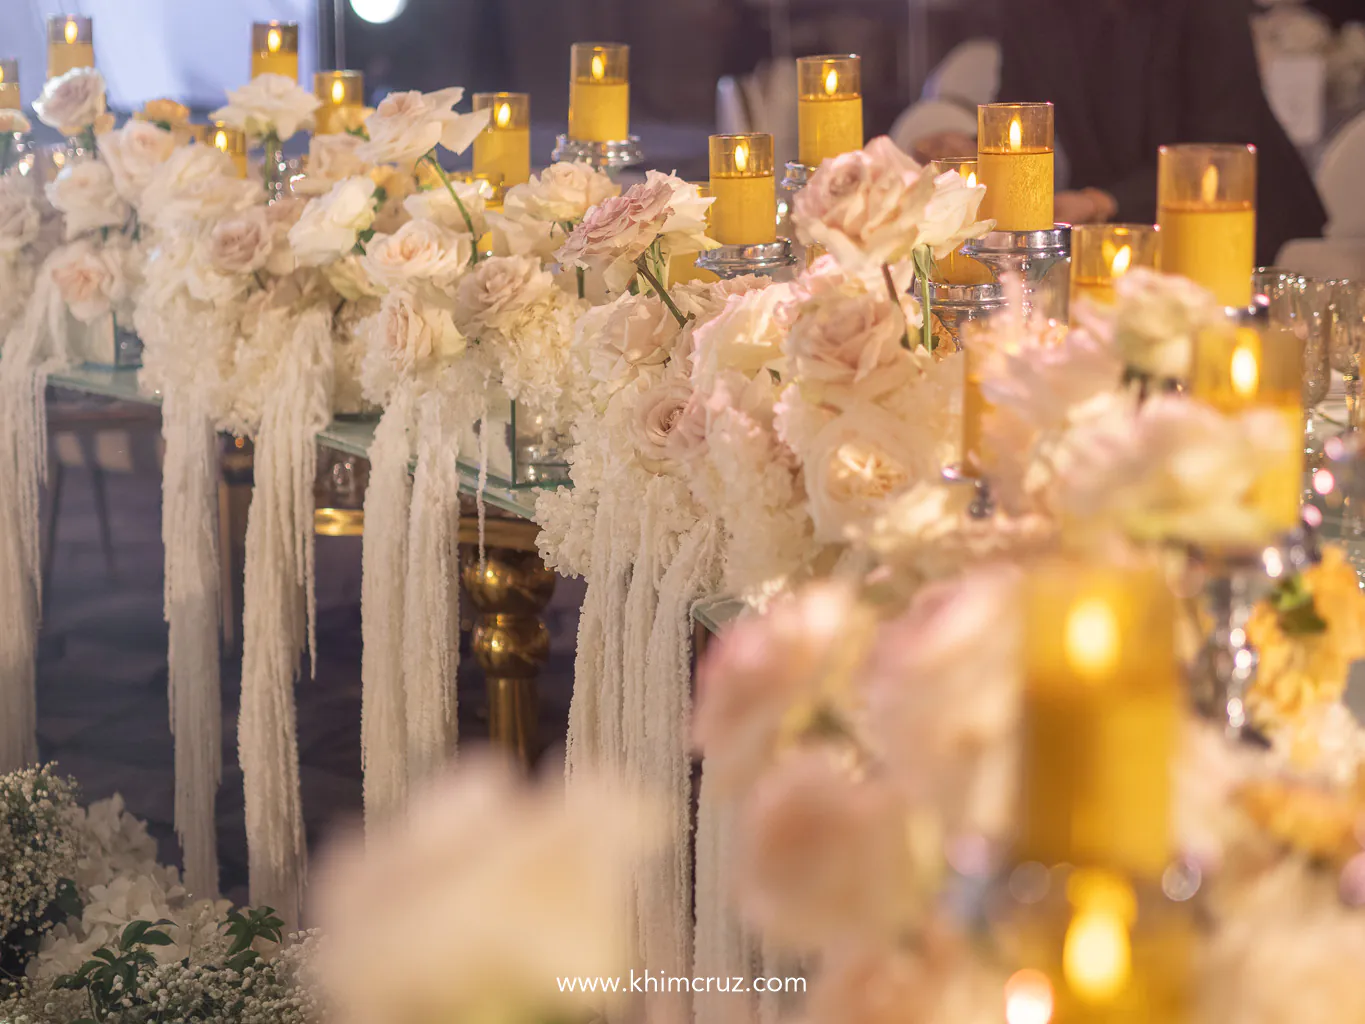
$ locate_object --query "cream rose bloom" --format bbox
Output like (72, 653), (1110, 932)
(0, 178), (41, 254)
(373, 288), (467, 375)
(577, 291), (681, 391)
(325, 254), (385, 302)
(207, 207), (273, 275)
(46, 160), (130, 239)
(295, 133), (374, 197)
(359, 87), (488, 168)
(455, 254), (554, 334)
(49, 239), (131, 322)
(362, 219), (471, 292)
(143, 145), (256, 231)
(33, 67), (107, 135)
(289, 175), (378, 266)
(210, 73), (321, 142)
(626, 376), (694, 473)
(97, 120), (178, 205)
(916, 168), (992, 258)
(508, 161), (619, 223)
(689, 281), (793, 390)
(403, 181), (488, 238)
(1111, 267), (1220, 380)
(0, 110), (31, 135)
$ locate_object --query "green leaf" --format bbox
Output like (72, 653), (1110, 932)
(53, 973), (86, 990)
(1271, 574), (1329, 635)
(120, 920), (152, 949)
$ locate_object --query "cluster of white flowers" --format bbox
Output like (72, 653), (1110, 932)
(0, 766), (81, 947)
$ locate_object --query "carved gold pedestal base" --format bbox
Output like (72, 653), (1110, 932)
(459, 513), (556, 765)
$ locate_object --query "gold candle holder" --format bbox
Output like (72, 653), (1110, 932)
(211, 122), (248, 178)
(1019, 560), (1179, 879)
(1158, 144), (1256, 309)
(251, 21), (299, 82)
(796, 54), (863, 167)
(47, 15), (94, 80)
(977, 102), (1054, 232)
(314, 70), (364, 135)
(1069, 224), (1160, 309)
(473, 92), (531, 191)
(1191, 313), (1302, 537)
(0, 59), (19, 110)
(568, 42), (629, 143)
(933, 157), (993, 285)
(709, 133), (776, 247)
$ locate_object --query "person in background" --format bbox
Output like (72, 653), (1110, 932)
(916, 0), (1326, 264)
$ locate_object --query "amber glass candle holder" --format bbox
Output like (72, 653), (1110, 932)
(568, 43), (629, 143)
(1019, 560), (1179, 879)
(1158, 144), (1256, 309)
(0, 60), (18, 111)
(252, 21), (299, 82)
(313, 71), (364, 135)
(977, 102), (1054, 232)
(796, 54), (863, 167)
(211, 122), (248, 178)
(709, 133), (777, 247)
(473, 92), (531, 192)
(47, 15), (93, 80)
(1070, 224), (1160, 309)
(1191, 311), (1302, 537)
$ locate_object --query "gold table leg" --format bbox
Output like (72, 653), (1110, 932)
(459, 513), (556, 766)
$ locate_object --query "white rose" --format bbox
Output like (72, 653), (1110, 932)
(455, 254), (553, 334)
(362, 219), (471, 292)
(0, 110), (31, 135)
(143, 145), (255, 230)
(96, 120), (178, 206)
(506, 161), (620, 223)
(372, 289), (466, 375)
(1112, 268), (1220, 380)
(578, 291), (680, 390)
(915, 168), (992, 258)
(46, 160), (130, 239)
(49, 239), (129, 322)
(690, 282), (793, 390)
(210, 73), (321, 143)
(33, 67), (107, 135)
(359, 87), (489, 169)
(207, 206), (273, 275)
(403, 181), (488, 238)
(295, 133), (374, 196)
(289, 175), (378, 267)
(325, 254), (384, 301)
(627, 376), (694, 473)
(0, 178), (41, 254)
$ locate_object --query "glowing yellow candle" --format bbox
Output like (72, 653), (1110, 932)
(211, 122), (248, 178)
(709, 133), (777, 246)
(0, 60), (19, 110)
(1018, 561), (1179, 879)
(978, 102), (1054, 232)
(797, 54), (863, 167)
(1191, 317), (1302, 537)
(1158, 144), (1256, 308)
(314, 70), (364, 135)
(668, 183), (720, 285)
(473, 92), (531, 192)
(47, 16), (94, 80)
(252, 22), (299, 82)
(1069, 224), (1160, 309)
(568, 43), (629, 142)
(933, 158), (994, 285)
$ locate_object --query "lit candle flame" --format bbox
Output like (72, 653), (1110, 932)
(495, 101), (512, 128)
(1064, 598), (1119, 680)
(64, 19), (78, 45)
(267, 27), (282, 54)
(1201, 164), (1219, 204)
(734, 140), (749, 173)
(824, 66), (839, 95)
(1009, 116), (1023, 151)
(214, 130), (229, 152)
(331, 79), (345, 104)
(1004, 970), (1054, 1024)
(1110, 244), (1133, 276)
(966, 170), (978, 188)
(0, 66), (7, 84)
(1231, 344), (1260, 398)
(1063, 908), (1131, 1003)
(591, 53), (606, 81)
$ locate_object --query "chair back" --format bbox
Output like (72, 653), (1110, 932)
(1318, 111), (1365, 238)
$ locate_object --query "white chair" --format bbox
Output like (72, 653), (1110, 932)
(1274, 238), (1365, 280)
(715, 59), (798, 170)
(921, 38), (1001, 108)
(1317, 111), (1365, 238)
(888, 99), (978, 158)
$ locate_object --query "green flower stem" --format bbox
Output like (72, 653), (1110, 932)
(882, 262), (912, 351)
(913, 247), (935, 351)
(423, 152), (480, 263)
(0, 134), (11, 172)
(577, 266), (586, 300)
(634, 256), (689, 327)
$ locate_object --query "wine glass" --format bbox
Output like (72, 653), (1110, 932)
(1330, 279), (1365, 432)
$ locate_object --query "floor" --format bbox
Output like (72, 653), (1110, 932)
(35, 454), (584, 908)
